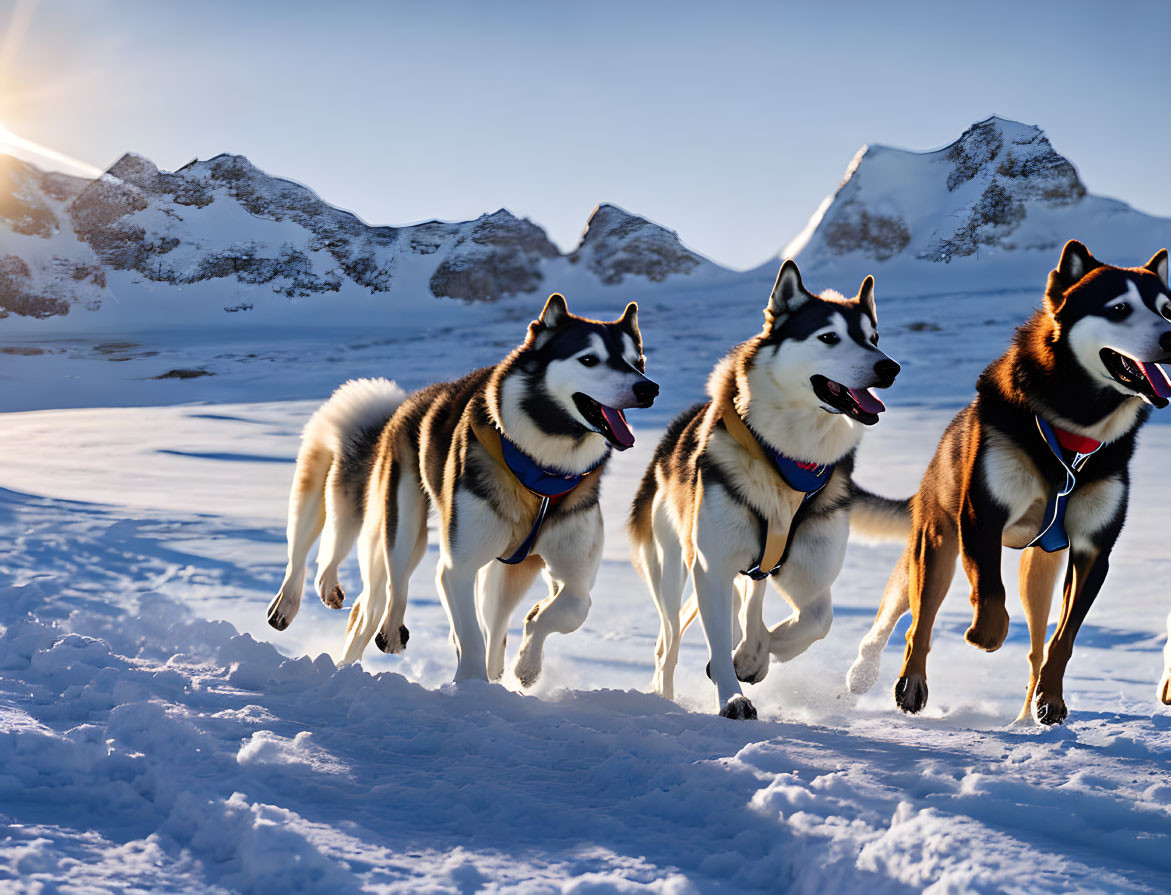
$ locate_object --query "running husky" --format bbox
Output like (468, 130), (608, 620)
(629, 260), (901, 718)
(847, 241), (1171, 724)
(268, 294), (658, 684)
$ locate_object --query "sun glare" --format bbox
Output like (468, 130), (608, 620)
(0, 120), (103, 178)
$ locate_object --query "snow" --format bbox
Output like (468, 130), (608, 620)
(4, 115), (1171, 891)
(3, 269), (1171, 893)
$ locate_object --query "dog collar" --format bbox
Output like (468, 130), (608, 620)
(719, 404), (834, 579)
(1026, 415), (1103, 553)
(471, 418), (608, 563)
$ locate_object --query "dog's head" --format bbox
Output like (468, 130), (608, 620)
(751, 259), (900, 426)
(1050, 240), (1171, 408)
(511, 293), (658, 450)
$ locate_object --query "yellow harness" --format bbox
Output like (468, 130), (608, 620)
(717, 403), (833, 579)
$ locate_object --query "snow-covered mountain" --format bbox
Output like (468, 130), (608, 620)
(4, 116), (1171, 331)
(785, 116), (1171, 292)
(0, 152), (719, 326)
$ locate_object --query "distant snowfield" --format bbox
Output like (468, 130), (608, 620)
(2, 286), (1171, 892)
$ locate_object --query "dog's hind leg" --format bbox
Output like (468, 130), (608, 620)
(374, 464), (429, 655)
(894, 520), (960, 714)
(847, 545), (911, 695)
(641, 502), (688, 701)
(480, 556), (543, 681)
(314, 465), (363, 609)
(268, 442), (331, 631)
(1015, 546), (1063, 722)
(338, 516), (390, 665)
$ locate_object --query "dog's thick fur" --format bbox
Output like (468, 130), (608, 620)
(268, 294), (657, 684)
(847, 241), (1171, 724)
(629, 260), (901, 718)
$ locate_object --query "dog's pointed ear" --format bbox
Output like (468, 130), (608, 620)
(619, 301), (642, 346)
(1145, 248), (1169, 287)
(539, 293), (570, 328)
(856, 275), (877, 323)
(527, 293), (571, 347)
(765, 259), (808, 327)
(1046, 240), (1102, 315)
(1057, 240), (1100, 285)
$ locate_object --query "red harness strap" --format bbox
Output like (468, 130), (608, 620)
(1051, 426), (1102, 455)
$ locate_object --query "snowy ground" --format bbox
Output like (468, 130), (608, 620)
(2, 284), (1171, 892)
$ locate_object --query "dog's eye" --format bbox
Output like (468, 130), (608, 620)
(578, 354), (600, 367)
(1107, 302), (1132, 320)
(818, 332), (841, 345)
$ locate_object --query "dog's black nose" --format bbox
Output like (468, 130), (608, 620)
(874, 359), (901, 385)
(633, 380), (659, 407)
(1160, 331), (1171, 353)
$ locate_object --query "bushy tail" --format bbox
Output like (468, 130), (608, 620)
(301, 377), (409, 458)
(849, 482), (912, 542)
(269, 379), (408, 632)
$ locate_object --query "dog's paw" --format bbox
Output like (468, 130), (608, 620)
(846, 654), (881, 695)
(1159, 672), (1171, 706)
(321, 584), (345, 609)
(514, 653), (542, 689)
(374, 624), (409, 654)
(894, 674), (928, 714)
(733, 647), (769, 685)
(719, 695), (757, 720)
(964, 602), (1010, 652)
(1033, 690), (1068, 725)
(266, 595), (293, 632)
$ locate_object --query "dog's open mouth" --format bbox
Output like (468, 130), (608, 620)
(573, 393), (635, 449)
(1100, 348), (1171, 408)
(811, 375), (886, 425)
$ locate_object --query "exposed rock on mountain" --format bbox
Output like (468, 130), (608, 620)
(0, 154), (712, 322)
(428, 209), (559, 302)
(787, 116), (1167, 280)
(569, 204), (702, 285)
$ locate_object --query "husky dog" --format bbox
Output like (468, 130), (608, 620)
(268, 294), (658, 684)
(847, 241), (1171, 724)
(629, 260), (901, 718)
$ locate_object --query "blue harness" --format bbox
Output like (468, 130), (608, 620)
(722, 410), (835, 580)
(1025, 416), (1103, 553)
(475, 424), (609, 564)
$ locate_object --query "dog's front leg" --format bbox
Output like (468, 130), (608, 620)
(1032, 546), (1112, 724)
(693, 558), (756, 719)
(435, 492), (511, 683)
(733, 577), (770, 685)
(513, 508), (603, 688)
(958, 483), (1011, 652)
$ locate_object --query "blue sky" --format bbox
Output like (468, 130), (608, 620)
(1, 0), (1167, 270)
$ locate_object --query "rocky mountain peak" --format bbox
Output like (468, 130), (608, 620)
(790, 116), (1096, 269)
(570, 203), (702, 285)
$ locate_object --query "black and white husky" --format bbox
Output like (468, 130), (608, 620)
(847, 241), (1171, 724)
(629, 260), (902, 718)
(268, 294), (657, 684)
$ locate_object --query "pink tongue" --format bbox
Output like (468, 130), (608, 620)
(847, 387), (886, 415)
(599, 404), (635, 449)
(1141, 362), (1171, 399)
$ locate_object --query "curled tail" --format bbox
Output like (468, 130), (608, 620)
(848, 482), (912, 542)
(268, 378), (407, 632)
